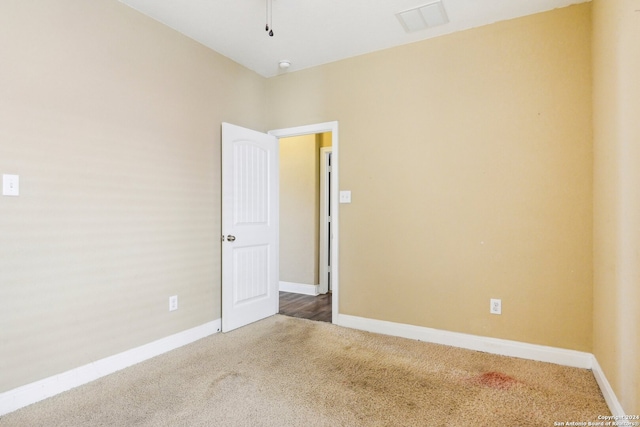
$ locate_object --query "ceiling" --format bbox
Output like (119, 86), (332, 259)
(119, 0), (588, 78)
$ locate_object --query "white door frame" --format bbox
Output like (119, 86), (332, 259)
(269, 122), (339, 324)
(319, 147), (332, 295)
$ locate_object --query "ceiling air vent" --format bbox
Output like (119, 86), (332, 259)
(396, 1), (449, 33)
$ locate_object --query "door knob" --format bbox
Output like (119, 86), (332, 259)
(226, 235), (236, 242)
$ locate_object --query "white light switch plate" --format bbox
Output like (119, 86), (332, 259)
(2, 174), (19, 196)
(169, 295), (178, 311)
(339, 190), (351, 203)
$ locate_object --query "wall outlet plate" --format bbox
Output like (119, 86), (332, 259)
(490, 298), (501, 315)
(169, 295), (178, 312)
(2, 174), (19, 196)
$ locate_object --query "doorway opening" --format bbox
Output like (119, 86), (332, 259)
(278, 135), (331, 322)
(269, 122), (339, 324)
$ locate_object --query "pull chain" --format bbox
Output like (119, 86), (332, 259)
(265, 0), (274, 37)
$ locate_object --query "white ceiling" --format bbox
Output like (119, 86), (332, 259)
(119, 0), (589, 78)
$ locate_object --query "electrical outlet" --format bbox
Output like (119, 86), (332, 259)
(490, 298), (501, 315)
(2, 174), (19, 196)
(169, 295), (178, 312)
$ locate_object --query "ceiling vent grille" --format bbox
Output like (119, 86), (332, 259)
(396, 1), (449, 33)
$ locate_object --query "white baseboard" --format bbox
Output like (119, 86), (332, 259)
(0, 319), (221, 416)
(279, 281), (319, 296)
(336, 314), (593, 368)
(1, 314), (627, 419)
(335, 314), (627, 415)
(591, 356), (626, 416)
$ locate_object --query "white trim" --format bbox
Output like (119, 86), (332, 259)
(336, 314), (593, 369)
(318, 147), (332, 295)
(335, 314), (629, 415)
(591, 356), (627, 416)
(0, 319), (221, 416)
(1, 315), (627, 418)
(279, 281), (319, 296)
(269, 121), (339, 324)
(269, 122), (336, 139)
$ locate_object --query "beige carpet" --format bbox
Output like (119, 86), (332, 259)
(0, 315), (610, 426)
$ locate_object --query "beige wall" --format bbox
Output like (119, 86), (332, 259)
(592, 0), (640, 415)
(0, 0), (265, 392)
(280, 135), (320, 285)
(267, 4), (593, 351)
(6, 0), (635, 413)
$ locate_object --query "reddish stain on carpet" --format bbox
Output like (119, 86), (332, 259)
(474, 371), (519, 390)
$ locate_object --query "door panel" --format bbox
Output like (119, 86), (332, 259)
(222, 123), (279, 332)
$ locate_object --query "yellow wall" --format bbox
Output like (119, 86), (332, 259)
(318, 132), (332, 148)
(592, 0), (640, 415)
(267, 4), (593, 351)
(280, 135), (320, 285)
(0, 0), (265, 392)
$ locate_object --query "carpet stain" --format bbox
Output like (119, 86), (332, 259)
(474, 371), (520, 389)
(314, 338), (481, 425)
(0, 316), (611, 427)
(205, 371), (242, 398)
(210, 371), (240, 386)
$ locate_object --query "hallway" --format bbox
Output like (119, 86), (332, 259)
(278, 292), (332, 323)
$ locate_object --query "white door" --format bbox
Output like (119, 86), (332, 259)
(221, 123), (279, 332)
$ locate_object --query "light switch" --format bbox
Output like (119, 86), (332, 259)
(339, 190), (351, 204)
(2, 174), (19, 196)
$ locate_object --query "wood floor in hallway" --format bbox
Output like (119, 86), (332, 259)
(278, 291), (332, 323)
